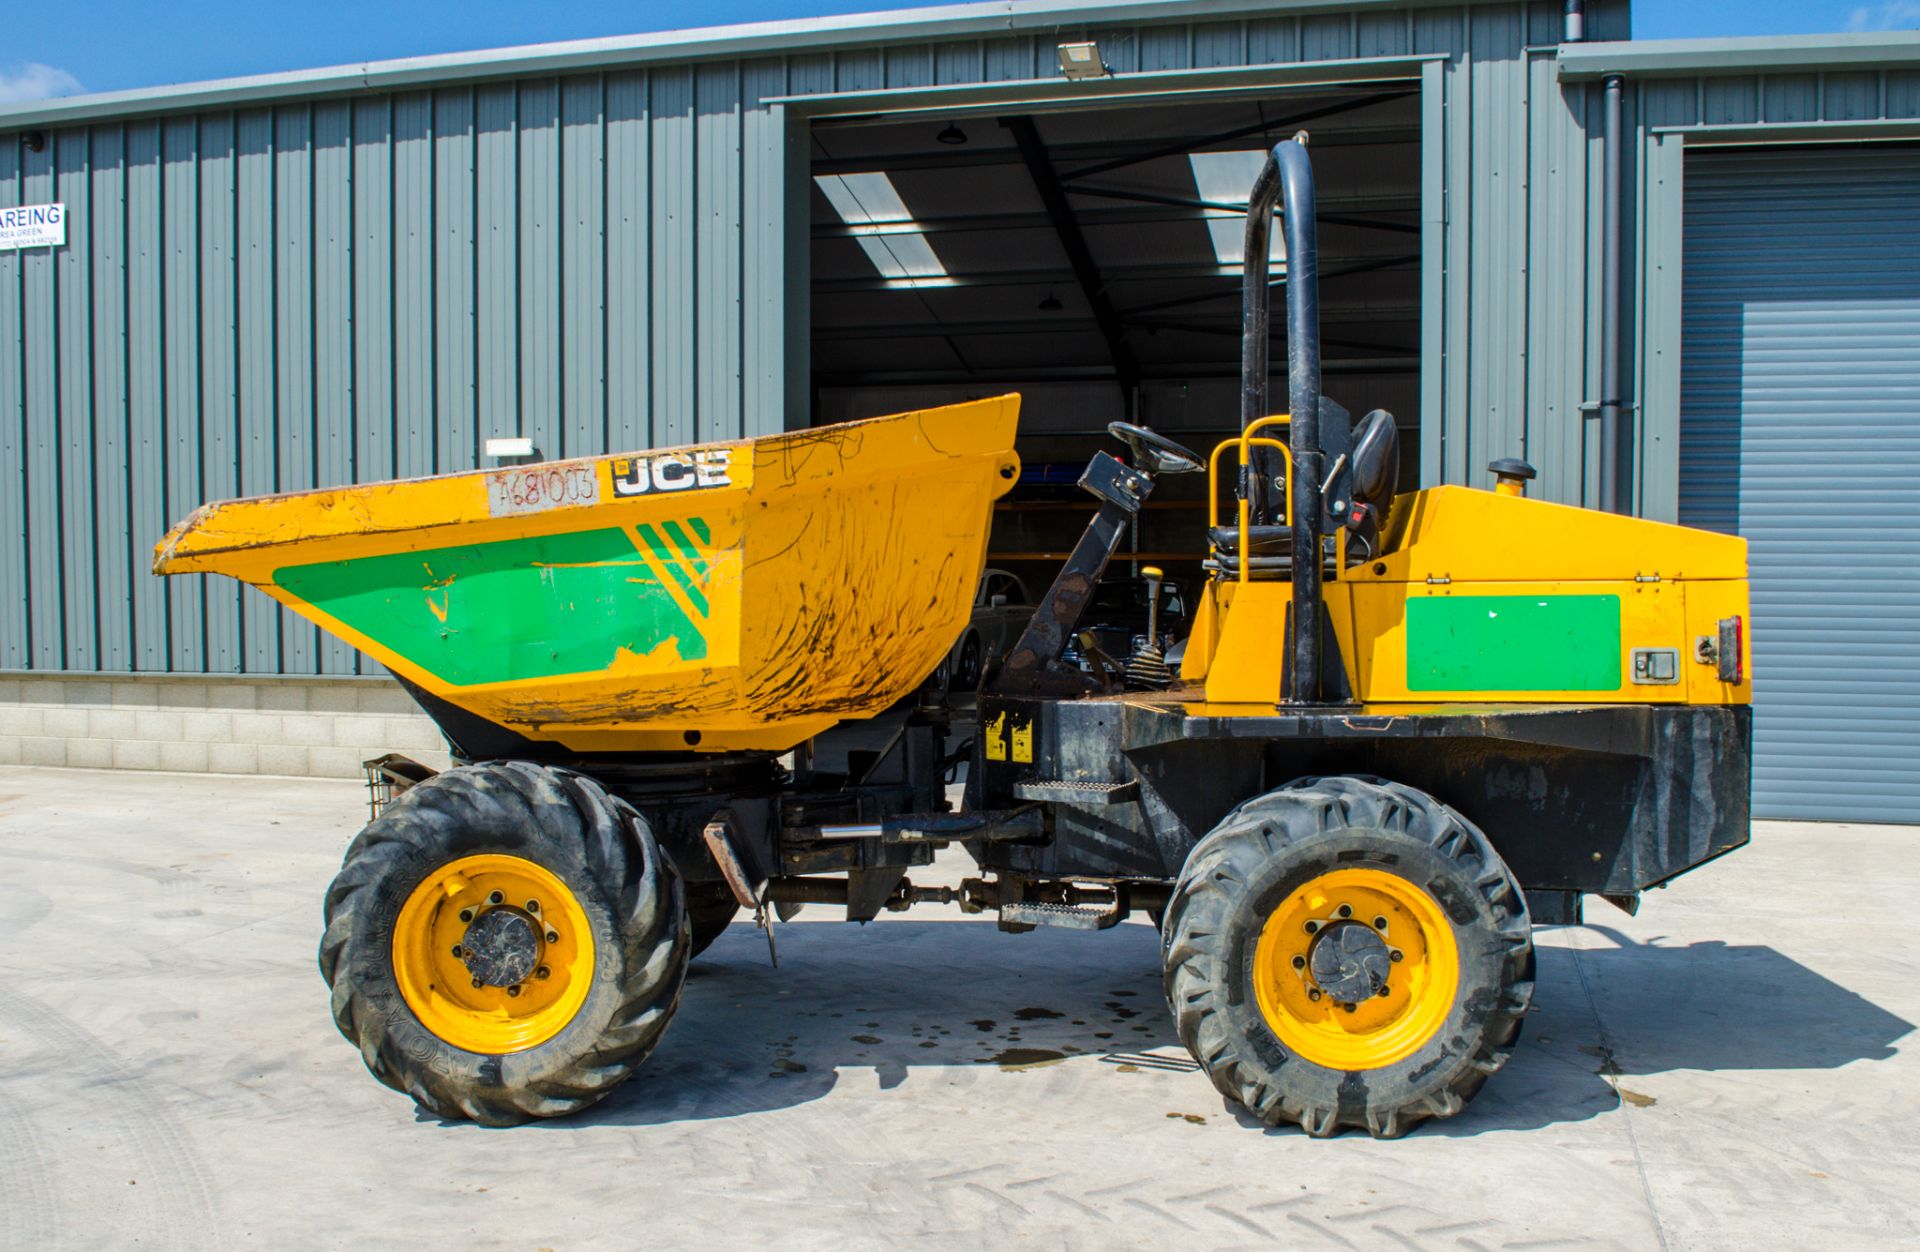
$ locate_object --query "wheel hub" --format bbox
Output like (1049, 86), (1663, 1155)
(391, 854), (594, 1054)
(1250, 867), (1459, 1071)
(460, 908), (541, 988)
(1308, 921), (1391, 1005)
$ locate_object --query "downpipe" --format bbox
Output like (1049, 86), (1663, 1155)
(1598, 72), (1631, 514)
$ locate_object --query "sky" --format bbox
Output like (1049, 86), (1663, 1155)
(3, 0), (1919, 104)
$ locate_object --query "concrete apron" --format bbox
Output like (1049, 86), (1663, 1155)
(0, 764), (1913, 1250)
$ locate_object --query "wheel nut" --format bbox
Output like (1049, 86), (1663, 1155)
(1291, 955), (1306, 970)
(1303, 920), (1320, 935)
(545, 930), (559, 944)
(1343, 1002), (1357, 1014)
(1377, 984), (1391, 998)
(489, 890), (505, 905)
(1307, 988), (1322, 1002)
(526, 899), (540, 913)
(1390, 949), (1404, 963)
(471, 976), (483, 989)
(459, 908), (474, 923)
(1336, 904), (1352, 919)
(1372, 916), (1388, 931)
(507, 985), (521, 998)
(535, 965), (551, 980)
(451, 944), (463, 958)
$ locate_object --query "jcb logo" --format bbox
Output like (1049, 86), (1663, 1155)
(610, 449), (733, 497)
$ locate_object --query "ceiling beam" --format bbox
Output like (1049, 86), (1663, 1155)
(810, 196), (1419, 240)
(1054, 90), (1415, 181)
(808, 125), (1422, 177)
(813, 359), (1420, 387)
(813, 251), (1416, 294)
(812, 304), (1423, 340)
(1065, 185), (1421, 238)
(1003, 114), (1140, 400)
(1120, 253), (1420, 317)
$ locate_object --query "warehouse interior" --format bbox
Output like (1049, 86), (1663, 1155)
(807, 86), (1422, 580)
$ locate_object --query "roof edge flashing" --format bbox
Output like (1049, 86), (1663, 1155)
(2, 0), (1472, 129)
(1559, 31), (1920, 80)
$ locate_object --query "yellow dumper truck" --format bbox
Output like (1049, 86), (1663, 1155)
(157, 137), (1751, 1137)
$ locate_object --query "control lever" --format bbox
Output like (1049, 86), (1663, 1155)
(1125, 565), (1175, 690)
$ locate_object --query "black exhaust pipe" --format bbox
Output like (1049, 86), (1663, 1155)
(1241, 134), (1326, 705)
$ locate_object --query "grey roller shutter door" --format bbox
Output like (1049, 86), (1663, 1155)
(1680, 145), (1920, 823)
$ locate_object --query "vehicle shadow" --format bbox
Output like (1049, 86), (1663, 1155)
(515, 917), (1910, 1136)
(555, 917), (1180, 1129)
(1427, 924), (1913, 1137)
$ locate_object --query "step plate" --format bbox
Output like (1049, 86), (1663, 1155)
(1012, 779), (1140, 806)
(999, 900), (1125, 932)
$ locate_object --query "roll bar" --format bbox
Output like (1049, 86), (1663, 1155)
(1240, 134), (1328, 705)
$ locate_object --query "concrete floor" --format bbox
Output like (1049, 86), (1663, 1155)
(0, 765), (1914, 1251)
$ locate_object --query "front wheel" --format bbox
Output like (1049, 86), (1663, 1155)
(319, 761), (689, 1125)
(1163, 776), (1531, 1138)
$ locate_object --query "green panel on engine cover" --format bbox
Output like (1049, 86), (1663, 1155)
(1405, 594), (1621, 692)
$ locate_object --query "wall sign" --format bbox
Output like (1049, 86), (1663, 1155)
(0, 202), (65, 251)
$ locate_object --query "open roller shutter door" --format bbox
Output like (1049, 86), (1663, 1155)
(1679, 145), (1920, 823)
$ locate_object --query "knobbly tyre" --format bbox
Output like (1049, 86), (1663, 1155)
(155, 134), (1751, 1137)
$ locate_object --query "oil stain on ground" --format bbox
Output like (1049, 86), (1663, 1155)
(983, 1047), (1067, 1071)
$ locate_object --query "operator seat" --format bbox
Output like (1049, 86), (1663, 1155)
(1206, 409), (1398, 576)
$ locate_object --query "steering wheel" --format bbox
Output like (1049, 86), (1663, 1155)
(1107, 422), (1205, 476)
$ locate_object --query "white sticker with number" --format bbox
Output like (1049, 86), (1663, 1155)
(484, 462), (601, 517)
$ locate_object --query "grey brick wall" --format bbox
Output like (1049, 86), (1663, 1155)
(0, 674), (452, 778)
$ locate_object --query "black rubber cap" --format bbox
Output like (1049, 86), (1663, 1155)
(1488, 457), (1537, 480)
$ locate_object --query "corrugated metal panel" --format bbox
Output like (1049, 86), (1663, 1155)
(1679, 145), (1920, 823)
(10, 0), (1912, 680)
(0, 138), (25, 670)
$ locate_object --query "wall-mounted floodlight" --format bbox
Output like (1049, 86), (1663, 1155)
(1056, 42), (1108, 81)
(484, 436), (535, 459)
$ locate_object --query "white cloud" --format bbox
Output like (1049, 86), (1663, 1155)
(0, 62), (84, 105)
(1846, 2), (1920, 31)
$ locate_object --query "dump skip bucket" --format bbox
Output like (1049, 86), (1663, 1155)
(156, 396), (1021, 754)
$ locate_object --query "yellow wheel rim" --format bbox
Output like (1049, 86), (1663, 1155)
(392, 854), (595, 1054)
(1250, 867), (1458, 1071)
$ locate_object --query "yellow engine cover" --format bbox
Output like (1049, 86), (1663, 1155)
(1189, 486), (1752, 709)
(155, 397), (1022, 753)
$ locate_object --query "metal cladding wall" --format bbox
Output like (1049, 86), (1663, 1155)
(13, 0), (1833, 683)
(1627, 64), (1920, 526)
(1677, 146), (1920, 823)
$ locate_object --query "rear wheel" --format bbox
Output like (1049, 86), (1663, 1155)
(319, 761), (689, 1125)
(1163, 776), (1531, 1138)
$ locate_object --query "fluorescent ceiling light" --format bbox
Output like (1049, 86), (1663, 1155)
(1188, 151), (1287, 271)
(814, 172), (949, 281)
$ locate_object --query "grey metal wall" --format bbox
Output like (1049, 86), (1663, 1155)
(1629, 65), (1920, 527)
(1678, 145), (1920, 823)
(0, 0), (1670, 678)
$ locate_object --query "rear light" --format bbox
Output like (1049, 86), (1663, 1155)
(1717, 616), (1743, 684)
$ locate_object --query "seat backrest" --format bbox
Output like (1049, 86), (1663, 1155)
(1350, 409), (1399, 515)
